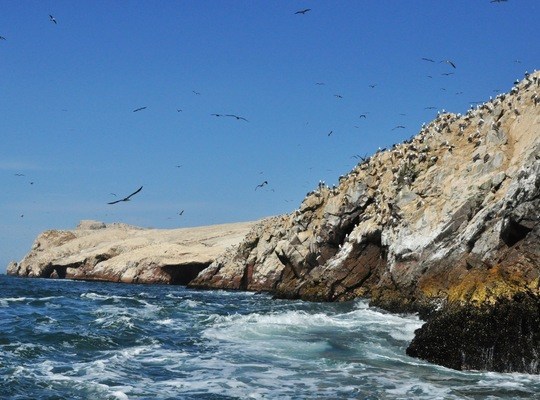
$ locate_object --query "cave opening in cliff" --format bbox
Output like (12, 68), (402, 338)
(500, 218), (533, 247)
(162, 263), (210, 285)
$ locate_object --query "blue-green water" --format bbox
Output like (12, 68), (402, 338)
(0, 275), (538, 399)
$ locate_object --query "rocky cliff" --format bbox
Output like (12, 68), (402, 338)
(7, 220), (255, 284)
(190, 71), (540, 373)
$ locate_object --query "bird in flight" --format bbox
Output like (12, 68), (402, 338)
(192, 90), (201, 95)
(255, 181), (268, 190)
(179, 210), (184, 216)
(421, 57), (435, 62)
(441, 60), (456, 68)
(295, 8), (311, 14)
(392, 125), (406, 130)
(334, 94), (343, 98)
(211, 113), (248, 121)
(107, 186), (143, 205)
(0, 36), (6, 40)
(133, 106), (147, 112)
(359, 114), (367, 119)
(442, 72), (454, 76)
(14, 173), (25, 176)
(328, 130), (333, 136)
(315, 82), (325, 85)
(369, 84), (377, 88)
(491, 0), (507, 3)
(49, 14), (57, 24)
(425, 106), (437, 110)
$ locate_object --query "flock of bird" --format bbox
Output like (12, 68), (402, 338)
(2, 2), (525, 225)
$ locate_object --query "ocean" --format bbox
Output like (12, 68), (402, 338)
(0, 275), (538, 399)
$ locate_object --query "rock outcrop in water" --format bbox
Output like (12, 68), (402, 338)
(189, 71), (540, 373)
(7, 220), (255, 284)
(8, 72), (540, 373)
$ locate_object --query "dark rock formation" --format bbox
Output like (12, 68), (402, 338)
(190, 71), (540, 373)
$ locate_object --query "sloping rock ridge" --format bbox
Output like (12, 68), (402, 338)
(190, 71), (540, 373)
(7, 220), (255, 284)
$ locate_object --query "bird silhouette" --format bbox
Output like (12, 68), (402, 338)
(133, 106), (147, 112)
(107, 186), (143, 205)
(392, 125), (406, 130)
(295, 8), (311, 14)
(255, 181), (268, 190)
(0, 36), (6, 40)
(441, 60), (456, 68)
(421, 57), (435, 62)
(49, 14), (57, 24)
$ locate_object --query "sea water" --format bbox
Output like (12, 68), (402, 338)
(0, 275), (538, 399)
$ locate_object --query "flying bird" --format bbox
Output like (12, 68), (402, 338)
(369, 84), (377, 88)
(255, 181), (268, 190)
(334, 94), (343, 98)
(192, 90), (201, 95)
(442, 72), (454, 76)
(179, 210), (184, 216)
(441, 60), (456, 68)
(14, 173), (25, 176)
(359, 114), (367, 119)
(49, 14), (57, 24)
(295, 8), (311, 14)
(392, 125), (406, 131)
(0, 36), (6, 40)
(491, 0), (508, 3)
(315, 82), (325, 85)
(107, 186), (143, 205)
(421, 57), (435, 62)
(133, 106), (147, 112)
(328, 130), (333, 136)
(425, 106), (437, 110)
(225, 114), (248, 121)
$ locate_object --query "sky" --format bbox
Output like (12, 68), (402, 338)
(1, 0), (538, 272)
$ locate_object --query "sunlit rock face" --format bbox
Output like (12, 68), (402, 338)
(7, 220), (255, 284)
(190, 72), (540, 372)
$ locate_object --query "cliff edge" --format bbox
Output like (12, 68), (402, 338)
(7, 220), (256, 284)
(190, 71), (540, 373)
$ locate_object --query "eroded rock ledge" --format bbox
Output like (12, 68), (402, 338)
(7, 220), (256, 284)
(189, 71), (540, 373)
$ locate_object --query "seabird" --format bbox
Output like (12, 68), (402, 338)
(328, 130), (333, 136)
(107, 186), (143, 205)
(421, 57), (435, 62)
(359, 114), (367, 119)
(14, 173), (25, 176)
(225, 114), (248, 121)
(369, 84), (377, 88)
(334, 94), (343, 98)
(441, 60), (456, 69)
(255, 181), (268, 190)
(49, 14), (57, 24)
(491, 0), (507, 3)
(442, 72), (454, 76)
(392, 125), (406, 130)
(295, 8), (311, 14)
(315, 82), (325, 85)
(192, 90), (201, 95)
(179, 210), (184, 216)
(133, 106), (147, 112)
(0, 36), (6, 40)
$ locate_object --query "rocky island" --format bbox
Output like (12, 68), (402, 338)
(8, 71), (540, 373)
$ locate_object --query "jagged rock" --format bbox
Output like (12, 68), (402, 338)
(7, 221), (255, 284)
(190, 72), (540, 372)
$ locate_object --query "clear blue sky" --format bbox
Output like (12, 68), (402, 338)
(1, 1), (538, 272)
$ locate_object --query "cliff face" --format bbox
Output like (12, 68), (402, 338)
(7, 220), (255, 284)
(190, 71), (540, 372)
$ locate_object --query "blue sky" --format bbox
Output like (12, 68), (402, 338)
(1, 1), (538, 272)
